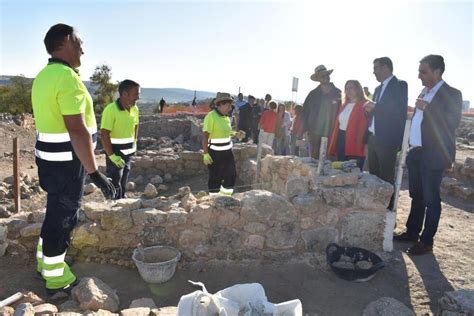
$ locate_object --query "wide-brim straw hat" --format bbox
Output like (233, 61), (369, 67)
(215, 92), (234, 104)
(310, 65), (334, 81)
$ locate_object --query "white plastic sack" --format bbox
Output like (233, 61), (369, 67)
(177, 281), (302, 316)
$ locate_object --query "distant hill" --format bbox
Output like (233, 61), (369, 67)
(0, 76), (12, 86)
(0, 75), (215, 104)
(138, 87), (215, 104)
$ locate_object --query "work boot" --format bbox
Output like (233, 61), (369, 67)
(407, 242), (433, 256)
(393, 232), (419, 242)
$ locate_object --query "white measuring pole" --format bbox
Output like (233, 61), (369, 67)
(392, 119), (412, 212)
(255, 129), (264, 188)
(383, 119), (411, 251)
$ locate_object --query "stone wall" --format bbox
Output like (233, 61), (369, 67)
(130, 143), (273, 182)
(446, 157), (474, 186)
(241, 155), (394, 251)
(442, 157), (474, 202)
(456, 116), (474, 140)
(0, 113), (35, 128)
(137, 115), (202, 141)
(0, 155), (393, 264)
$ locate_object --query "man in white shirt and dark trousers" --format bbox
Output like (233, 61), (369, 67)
(394, 55), (462, 256)
(364, 57), (408, 210)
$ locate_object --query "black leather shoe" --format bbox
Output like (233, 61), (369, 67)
(407, 242), (433, 256)
(393, 232), (419, 242)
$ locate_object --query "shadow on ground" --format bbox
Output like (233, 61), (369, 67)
(0, 253), (415, 316)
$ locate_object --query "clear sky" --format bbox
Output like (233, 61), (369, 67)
(1, 0), (472, 105)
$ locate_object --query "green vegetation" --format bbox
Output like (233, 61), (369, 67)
(0, 75), (32, 114)
(90, 64), (118, 113)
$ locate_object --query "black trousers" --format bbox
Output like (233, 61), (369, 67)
(106, 154), (131, 199)
(367, 133), (398, 209)
(336, 130), (365, 170)
(405, 148), (444, 246)
(37, 157), (85, 258)
(251, 120), (260, 144)
(208, 148), (236, 193)
(251, 127), (260, 144)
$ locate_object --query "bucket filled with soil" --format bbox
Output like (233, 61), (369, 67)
(132, 245), (181, 283)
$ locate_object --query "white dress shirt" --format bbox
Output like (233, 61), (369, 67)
(338, 102), (356, 131)
(409, 80), (445, 147)
(369, 75), (395, 134)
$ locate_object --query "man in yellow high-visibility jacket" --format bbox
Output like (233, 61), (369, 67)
(32, 23), (115, 296)
(100, 80), (140, 199)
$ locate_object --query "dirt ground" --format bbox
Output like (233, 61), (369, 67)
(0, 182), (473, 314)
(0, 123), (473, 314)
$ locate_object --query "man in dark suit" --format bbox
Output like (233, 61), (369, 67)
(238, 95), (256, 143)
(364, 57), (408, 210)
(394, 55), (462, 255)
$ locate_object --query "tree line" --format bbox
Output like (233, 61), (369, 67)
(0, 64), (118, 115)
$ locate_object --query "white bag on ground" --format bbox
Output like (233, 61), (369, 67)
(177, 281), (302, 316)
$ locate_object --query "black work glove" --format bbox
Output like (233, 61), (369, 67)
(89, 171), (116, 200)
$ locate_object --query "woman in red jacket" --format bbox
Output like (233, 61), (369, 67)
(328, 80), (369, 169)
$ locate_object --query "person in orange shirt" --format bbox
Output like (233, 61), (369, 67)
(328, 80), (369, 169)
(258, 101), (278, 147)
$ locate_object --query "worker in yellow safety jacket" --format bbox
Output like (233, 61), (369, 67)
(202, 92), (245, 195)
(100, 79), (140, 199)
(31, 23), (115, 296)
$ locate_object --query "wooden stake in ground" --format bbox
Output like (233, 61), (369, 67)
(392, 119), (411, 212)
(13, 137), (20, 213)
(316, 137), (328, 176)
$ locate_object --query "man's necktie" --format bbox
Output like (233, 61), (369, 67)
(376, 83), (384, 102)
